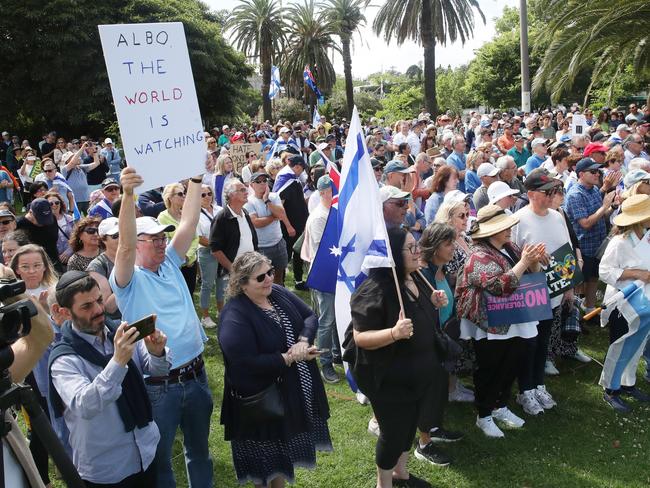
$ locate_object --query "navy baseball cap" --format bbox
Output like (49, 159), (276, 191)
(575, 157), (602, 175)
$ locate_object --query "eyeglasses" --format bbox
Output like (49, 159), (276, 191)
(403, 243), (420, 255)
(18, 263), (45, 272)
(104, 234), (119, 240)
(83, 227), (99, 235)
(137, 236), (167, 246)
(48, 200), (60, 207)
(201, 192), (213, 198)
(254, 267), (275, 283)
(387, 200), (408, 208)
(174, 191), (186, 197)
(0, 219), (13, 226)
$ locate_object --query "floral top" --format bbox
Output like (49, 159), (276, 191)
(444, 234), (471, 289)
(455, 240), (521, 334)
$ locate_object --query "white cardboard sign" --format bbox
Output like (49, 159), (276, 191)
(571, 114), (587, 136)
(98, 22), (205, 190)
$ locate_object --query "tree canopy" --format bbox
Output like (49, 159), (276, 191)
(0, 0), (252, 138)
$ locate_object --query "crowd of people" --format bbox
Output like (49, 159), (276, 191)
(1, 101), (650, 488)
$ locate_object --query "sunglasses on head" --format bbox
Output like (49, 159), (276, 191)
(254, 267), (275, 283)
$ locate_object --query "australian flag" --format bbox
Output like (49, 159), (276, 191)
(303, 65), (322, 99)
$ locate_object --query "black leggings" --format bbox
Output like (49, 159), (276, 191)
(181, 261), (198, 296)
(370, 394), (422, 470)
(284, 234), (304, 282)
(518, 308), (557, 392)
(83, 461), (156, 487)
(473, 337), (524, 418)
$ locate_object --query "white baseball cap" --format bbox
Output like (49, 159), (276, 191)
(136, 216), (174, 235)
(104, 138), (113, 145)
(98, 217), (119, 236)
(488, 181), (520, 204)
(477, 162), (500, 178)
(443, 189), (471, 204)
(379, 185), (410, 203)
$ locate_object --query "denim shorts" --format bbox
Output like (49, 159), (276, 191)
(259, 238), (289, 269)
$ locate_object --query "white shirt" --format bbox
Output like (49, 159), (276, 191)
(308, 191), (321, 213)
(197, 203), (222, 247)
(460, 318), (538, 341)
(393, 131), (421, 155)
(304, 203), (330, 263)
(229, 205), (255, 257)
(511, 206), (572, 308)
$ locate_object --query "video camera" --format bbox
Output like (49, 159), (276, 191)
(0, 278), (37, 349)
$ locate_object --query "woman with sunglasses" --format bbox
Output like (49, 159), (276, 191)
(197, 184), (222, 328)
(66, 216), (103, 271)
(349, 227), (448, 488)
(158, 182), (200, 295)
(45, 191), (74, 265)
(219, 251), (331, 488)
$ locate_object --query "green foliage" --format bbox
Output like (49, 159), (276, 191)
(320, 91), (382, 120)
(0, 0), (252, 140)
(261, 97), (311, 122)
(436, 65), (477, 114)
(375, 86), (423, 124)
(590, 65), (650, 110)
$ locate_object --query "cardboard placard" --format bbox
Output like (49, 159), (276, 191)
(98, 22), (206, 191)
(229, 142), (261, 174)
(485, 272), (553, 326)
(542, 243), (584, 298)
(572, 114), (587, 136)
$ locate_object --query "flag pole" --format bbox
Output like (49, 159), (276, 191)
(390, 266), (405, 316)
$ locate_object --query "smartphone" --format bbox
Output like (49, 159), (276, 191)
(127, 314), (156, 341)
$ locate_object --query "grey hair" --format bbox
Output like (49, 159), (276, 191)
(571, 135), (589, 146)
(415, 152), (429, 164)
(496, 155), (515, 170)
(223, 178), (243, 203)
(434, 201), (467, 225)
(419, 223), (456, 264)
(226, 251), (272, 298)
(629, 157), (650, 172)
(624, 134), (642, 149)
(442, 132), (455, 144)
(46, 284), (58, 308)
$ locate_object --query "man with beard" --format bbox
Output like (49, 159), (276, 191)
(49, 270), (169, 486)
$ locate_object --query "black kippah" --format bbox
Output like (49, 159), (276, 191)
(56, 270), (90, 292)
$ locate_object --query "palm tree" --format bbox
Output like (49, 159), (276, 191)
(532, 0), (650, 106)
(227, 0), (286, 121)
(319, 0), (370, 118)
(281, 0), (338, 108)
(373, 0), (485, 117)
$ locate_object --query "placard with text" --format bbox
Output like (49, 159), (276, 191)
(98, 22), (205, 190)
(484, 272), (553, 327)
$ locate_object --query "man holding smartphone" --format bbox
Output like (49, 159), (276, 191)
(49, 270), (169, 486)
(111, 167), (213, 488)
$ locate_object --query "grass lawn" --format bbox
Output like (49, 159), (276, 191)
(51, 274), (650, 487)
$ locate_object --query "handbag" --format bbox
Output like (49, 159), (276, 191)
(232, 379), (285, 425)
(560, 300), (581, 341)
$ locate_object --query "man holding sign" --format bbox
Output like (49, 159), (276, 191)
(511, 168), (573, 415)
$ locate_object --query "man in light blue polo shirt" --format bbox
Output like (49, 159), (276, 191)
(524, 138), (549, 175)
(446, 135), (467, 192)
(110, 167), (212, 488)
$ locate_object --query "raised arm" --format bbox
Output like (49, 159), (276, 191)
(64, 142), (87, 172)
(113, 167), (142, 288)
(171, 175), (202, 258)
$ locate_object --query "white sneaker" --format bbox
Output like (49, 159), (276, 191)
(356, 390), (370, 405)
(534, 385), (557, 409)
(545, 360), (560, 376)
(572, 349), (592, 363)
(516, 390), (544, 415)
(476, 416), (505, 438)
(457, 382), (475, 397)
(367, 417), (380, 437)
(492, 407), (525, 428)
(448, 384), (475, 403)
(201, 316), (217, 329)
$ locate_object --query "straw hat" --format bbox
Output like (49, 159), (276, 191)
(612, 194), (650, 227)
(468, 204), (519, 239)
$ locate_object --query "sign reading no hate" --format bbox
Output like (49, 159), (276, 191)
(98, 22), (205, 191)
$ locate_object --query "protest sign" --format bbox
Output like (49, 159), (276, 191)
(485, 272), (553, 327)
(98, 22), (205, 191)
(572, 114), (587, 136)
(542, 243), (584, 298)
(229, 143), (261, 174)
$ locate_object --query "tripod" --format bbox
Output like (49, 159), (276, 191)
(0, 348), (84, 488)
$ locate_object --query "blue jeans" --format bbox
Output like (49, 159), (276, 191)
(313, 290), (340, 367)
(197, 247), (217, 310)
(146, 369), (214, 488)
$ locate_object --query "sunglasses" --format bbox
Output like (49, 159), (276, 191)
(201, 192), (213, 198)
(104, 234), (119, 240)
(174, 191), (186, 197)
(83, 227), (99, 235)
(587, 169), (601, 175)
(49, 200), (60, 206)
(388, 200), (408, 208)
(0, 219), (14, 226)
(44, 169), (55, 173)
(254, 267), (275, 283)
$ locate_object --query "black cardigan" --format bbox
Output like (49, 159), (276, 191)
(218, 284), (329, 441)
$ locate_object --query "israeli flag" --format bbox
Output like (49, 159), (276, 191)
(600, 281), (650, 390)
(333, 107), (393, 349)
(269, 65), (281, 100)
(313, 107), (322, 127)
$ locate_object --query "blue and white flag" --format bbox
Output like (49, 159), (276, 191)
(269, 65), (281, 100)
(313, 107), (322, 127)
(333, 107), (393, 347)
(272, 165), (300, 194)
(600, 281), (650, 390)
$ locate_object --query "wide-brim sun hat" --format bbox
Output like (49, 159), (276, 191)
(468, 204), (519, 239)
(612, 194), (650, 227)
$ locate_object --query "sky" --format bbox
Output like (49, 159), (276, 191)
(209, 0), (519, 78)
